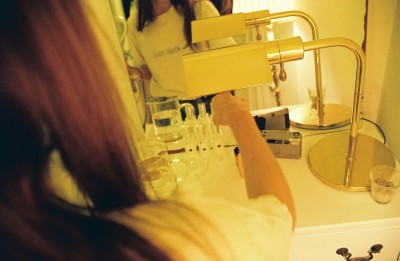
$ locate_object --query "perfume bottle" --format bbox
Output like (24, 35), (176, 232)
(197, 103), (212, 137)
(182, 104), (198, 160)
(197, 103), (212, 162)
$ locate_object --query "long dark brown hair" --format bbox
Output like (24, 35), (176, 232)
(136, 0), (232, 46)
(0, 1), (169, 259)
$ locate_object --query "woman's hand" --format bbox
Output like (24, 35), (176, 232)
(211, 93), (251, 127)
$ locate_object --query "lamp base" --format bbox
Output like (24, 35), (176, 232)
(308, 132), (396, 191)
(289, 104), (352, 129)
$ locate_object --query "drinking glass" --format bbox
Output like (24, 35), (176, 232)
(147, 97), (184, 142)
(138, 139), (177, 200)
(370, 165), (400, 204)
(307, 87), (326, 111)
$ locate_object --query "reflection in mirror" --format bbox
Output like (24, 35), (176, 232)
(232, 0), (366, 112)
(109, 0), (127, 45)
(84, 0), (146, 140)
(109, 0), (148, 126)
(124, 0), (238, 125)
(109, 0), (367, 128)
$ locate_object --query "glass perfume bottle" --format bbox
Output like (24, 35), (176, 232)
(181, 104), (198, 160)
(197, 103), (212, 162)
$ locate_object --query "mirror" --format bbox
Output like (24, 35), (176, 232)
(108, 0), (367, 119)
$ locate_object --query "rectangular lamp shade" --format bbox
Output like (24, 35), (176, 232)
(191, 13), (247, 43)
(182, 41), (273, 98)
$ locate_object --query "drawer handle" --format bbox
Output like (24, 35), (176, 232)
(336, 244), (383, 261)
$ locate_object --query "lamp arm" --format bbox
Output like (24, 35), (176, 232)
(270, 10), (319, 39)
(266, 37), (365, 186)
(306, 38), (365, 165)
(303, 38), (365, 141)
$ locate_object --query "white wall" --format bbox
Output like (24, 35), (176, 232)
(370, 0), (400, 161)
(289, 0), (366, 108)
(364, 0), (397, 121)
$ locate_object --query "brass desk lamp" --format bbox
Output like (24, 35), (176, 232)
(183, 36), (395, 191)
(192, 10), (353, 129)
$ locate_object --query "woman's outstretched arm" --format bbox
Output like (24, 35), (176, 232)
(212, 93), (296, 228)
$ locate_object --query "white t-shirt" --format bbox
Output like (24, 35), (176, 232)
(108, 193), (293, 260)
(127, 1), (236, 99)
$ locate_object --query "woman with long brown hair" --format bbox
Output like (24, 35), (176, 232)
(0, 1), (295, 260)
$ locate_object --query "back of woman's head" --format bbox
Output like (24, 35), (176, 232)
(0, 0), (146, 211)
(0, 1), (170, 259)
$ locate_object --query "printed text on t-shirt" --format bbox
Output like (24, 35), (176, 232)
(154, 46), (180, 58)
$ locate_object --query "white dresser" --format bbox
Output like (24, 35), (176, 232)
(174, 116), (400, 261)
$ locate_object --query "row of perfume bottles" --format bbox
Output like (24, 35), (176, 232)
(181, 102), (225, 163)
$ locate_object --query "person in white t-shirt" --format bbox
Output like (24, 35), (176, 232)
(127, 0), (236, 112)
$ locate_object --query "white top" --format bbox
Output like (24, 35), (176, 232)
(127, 1), (236, 99)
(108, 193), (293, 260)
